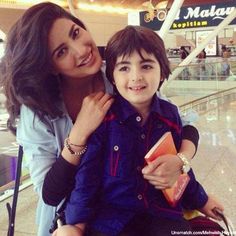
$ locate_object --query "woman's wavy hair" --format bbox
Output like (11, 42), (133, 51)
(0, 2), (86, 133)
(105, 25), (171, 92)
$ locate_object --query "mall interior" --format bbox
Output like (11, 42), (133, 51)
(0, 0), (236, 235)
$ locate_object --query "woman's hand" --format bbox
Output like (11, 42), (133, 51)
(142, 154), (183, 189)
(199, 195), (224, 221)
(52, 223), (85, 236)
(70, 92), (114, 144)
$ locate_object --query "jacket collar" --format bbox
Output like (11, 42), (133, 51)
(112, 93), (166, 123)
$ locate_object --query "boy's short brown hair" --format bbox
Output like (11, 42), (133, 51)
(105, 25), (171, 89)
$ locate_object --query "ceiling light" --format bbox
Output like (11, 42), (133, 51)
(0, 0), (67, 8)
(77, 3), (141, 14)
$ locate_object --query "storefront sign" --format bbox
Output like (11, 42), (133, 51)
(140, 1), (236, 31)
(196, 31), (217, 56)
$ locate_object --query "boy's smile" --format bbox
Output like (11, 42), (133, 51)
(113, 49), (161, 116)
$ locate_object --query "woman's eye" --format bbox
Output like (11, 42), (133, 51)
(72, 28), (80, 39)
(57, 48), (67, 58)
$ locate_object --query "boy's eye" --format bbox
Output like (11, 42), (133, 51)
(142, 64), (153, 70)
(72, 28), (80, 39)
(119, 66), (129, 72)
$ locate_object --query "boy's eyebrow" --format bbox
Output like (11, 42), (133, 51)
(140, 58), (156, 63)
(51, 24), (75, 57)
(115, 61), (130, 67)
(115, 58), (156, 67)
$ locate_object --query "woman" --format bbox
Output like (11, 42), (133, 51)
(0, 3), (199, 236)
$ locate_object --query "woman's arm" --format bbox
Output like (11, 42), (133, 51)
(42, 92), (113, 205)
(52, 224), (85, 236)
(61, 92), (113, 165)
(179, 124), (199, 159)
(17, 105), (59, 196)
(42, 157), (77, 205)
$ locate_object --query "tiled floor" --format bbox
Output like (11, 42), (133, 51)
(0, 185), (37, 235)
(192, 100), (236, 226)
(0, 94), (236, 235)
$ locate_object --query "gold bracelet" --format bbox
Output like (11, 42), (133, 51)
(64, 138), (87, 157)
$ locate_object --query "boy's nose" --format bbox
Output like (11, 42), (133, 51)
(132, 74), (143, 82)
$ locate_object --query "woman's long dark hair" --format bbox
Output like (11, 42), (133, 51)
(0, 2), (86, 133)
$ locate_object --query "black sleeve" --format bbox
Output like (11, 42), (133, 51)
(42, 156), (77, 206)
(182, 125), (199, 156)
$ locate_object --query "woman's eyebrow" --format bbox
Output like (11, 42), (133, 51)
(52, 44), (64, 57)
(69, 24), (76, 38)
(51, 24), (76, 57)
(52, 43), (64, 57)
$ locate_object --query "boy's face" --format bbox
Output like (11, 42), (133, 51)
(113, 49), (161, 111)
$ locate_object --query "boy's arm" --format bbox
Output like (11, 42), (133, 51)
(181, 170), (208, 210)
(158, 92), (200, 158)
(199, 195), (224, 221)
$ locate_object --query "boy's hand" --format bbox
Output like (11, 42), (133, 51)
(199, 195), (224, 221)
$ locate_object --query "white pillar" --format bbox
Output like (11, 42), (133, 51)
(159, 0), (184, 39)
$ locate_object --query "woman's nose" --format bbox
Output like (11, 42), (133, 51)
(71, 47), (81, 58)
(70, 42), (85, 58)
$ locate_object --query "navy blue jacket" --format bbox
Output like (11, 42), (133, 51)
(65, 95), (208, 235)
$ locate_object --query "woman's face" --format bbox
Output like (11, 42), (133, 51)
(48, 18), (102, 79)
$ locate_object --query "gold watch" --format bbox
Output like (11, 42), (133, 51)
(177, 153), (191, 173)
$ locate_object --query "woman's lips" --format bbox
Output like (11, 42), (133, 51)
(77, 52), (93, 67)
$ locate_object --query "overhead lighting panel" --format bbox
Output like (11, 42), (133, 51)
(0, 0), (67, 8)
(77, 2), (142, 14)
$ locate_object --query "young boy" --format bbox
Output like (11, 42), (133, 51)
(55, 26), (223, 236)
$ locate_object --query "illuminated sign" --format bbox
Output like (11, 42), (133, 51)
(140, 1), (236, 31)
(196, 30), (217, 56)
